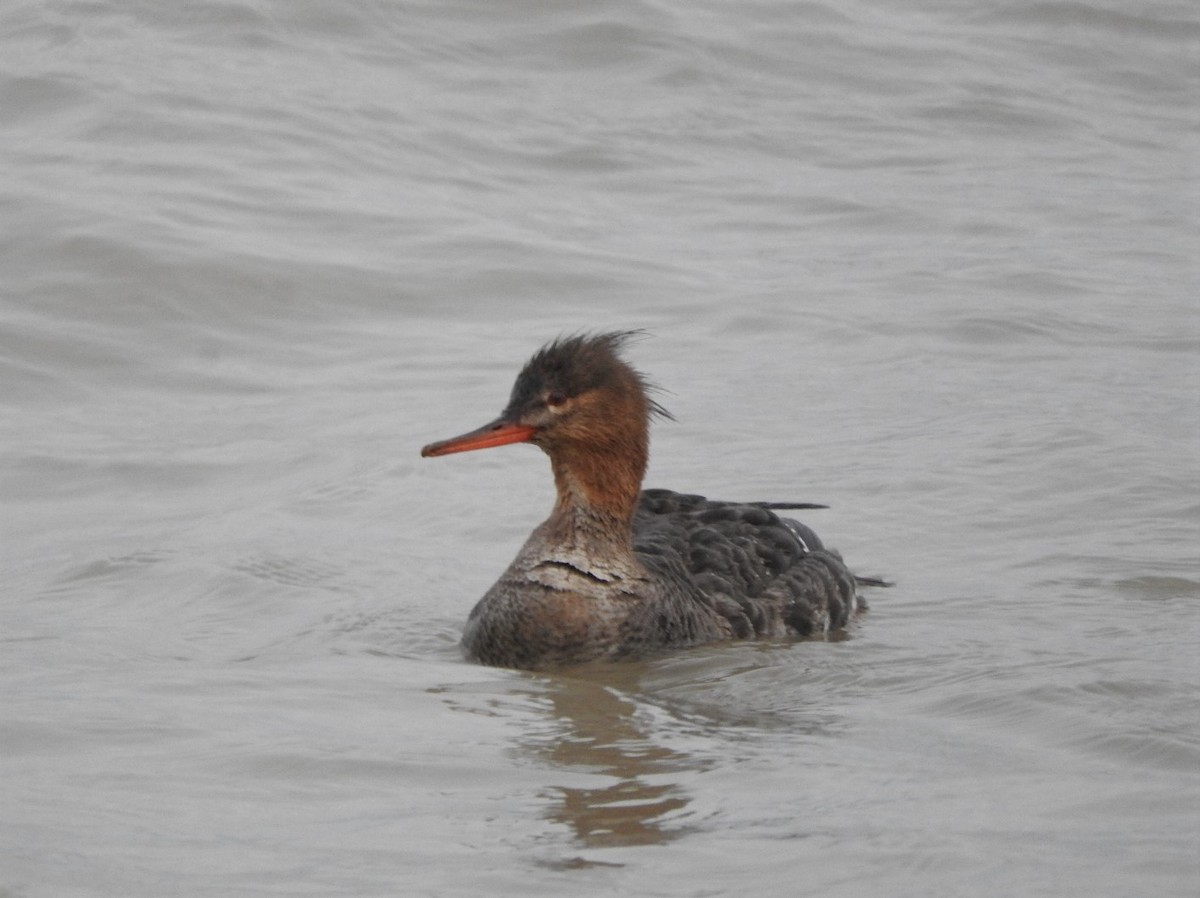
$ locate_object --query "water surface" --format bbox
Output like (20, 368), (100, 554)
(2, 1), (1198, 896)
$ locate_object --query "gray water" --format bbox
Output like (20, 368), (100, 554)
(2, 1), (1198, 896)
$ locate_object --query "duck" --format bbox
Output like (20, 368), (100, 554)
(421, 331), (883, 670)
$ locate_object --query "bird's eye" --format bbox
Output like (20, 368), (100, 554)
(546, 391), (568, 409)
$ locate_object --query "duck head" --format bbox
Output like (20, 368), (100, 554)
(421, 331), (671, 519)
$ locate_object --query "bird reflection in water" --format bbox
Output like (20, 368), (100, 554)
(541, 679), (692, 848)
(521, 663), (705, 851)
(435, 649), (846, 859)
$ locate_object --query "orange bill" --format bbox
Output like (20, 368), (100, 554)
(421, 418), (536, 458)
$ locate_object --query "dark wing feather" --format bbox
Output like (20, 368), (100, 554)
(633, 488), (865, 639)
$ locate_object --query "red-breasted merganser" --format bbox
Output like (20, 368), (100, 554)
(421, 332), (883, 670)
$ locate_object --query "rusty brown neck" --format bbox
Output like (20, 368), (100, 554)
(538, 428), (647, 560)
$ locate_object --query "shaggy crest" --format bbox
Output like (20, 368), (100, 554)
(503, 331), (673, 422)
